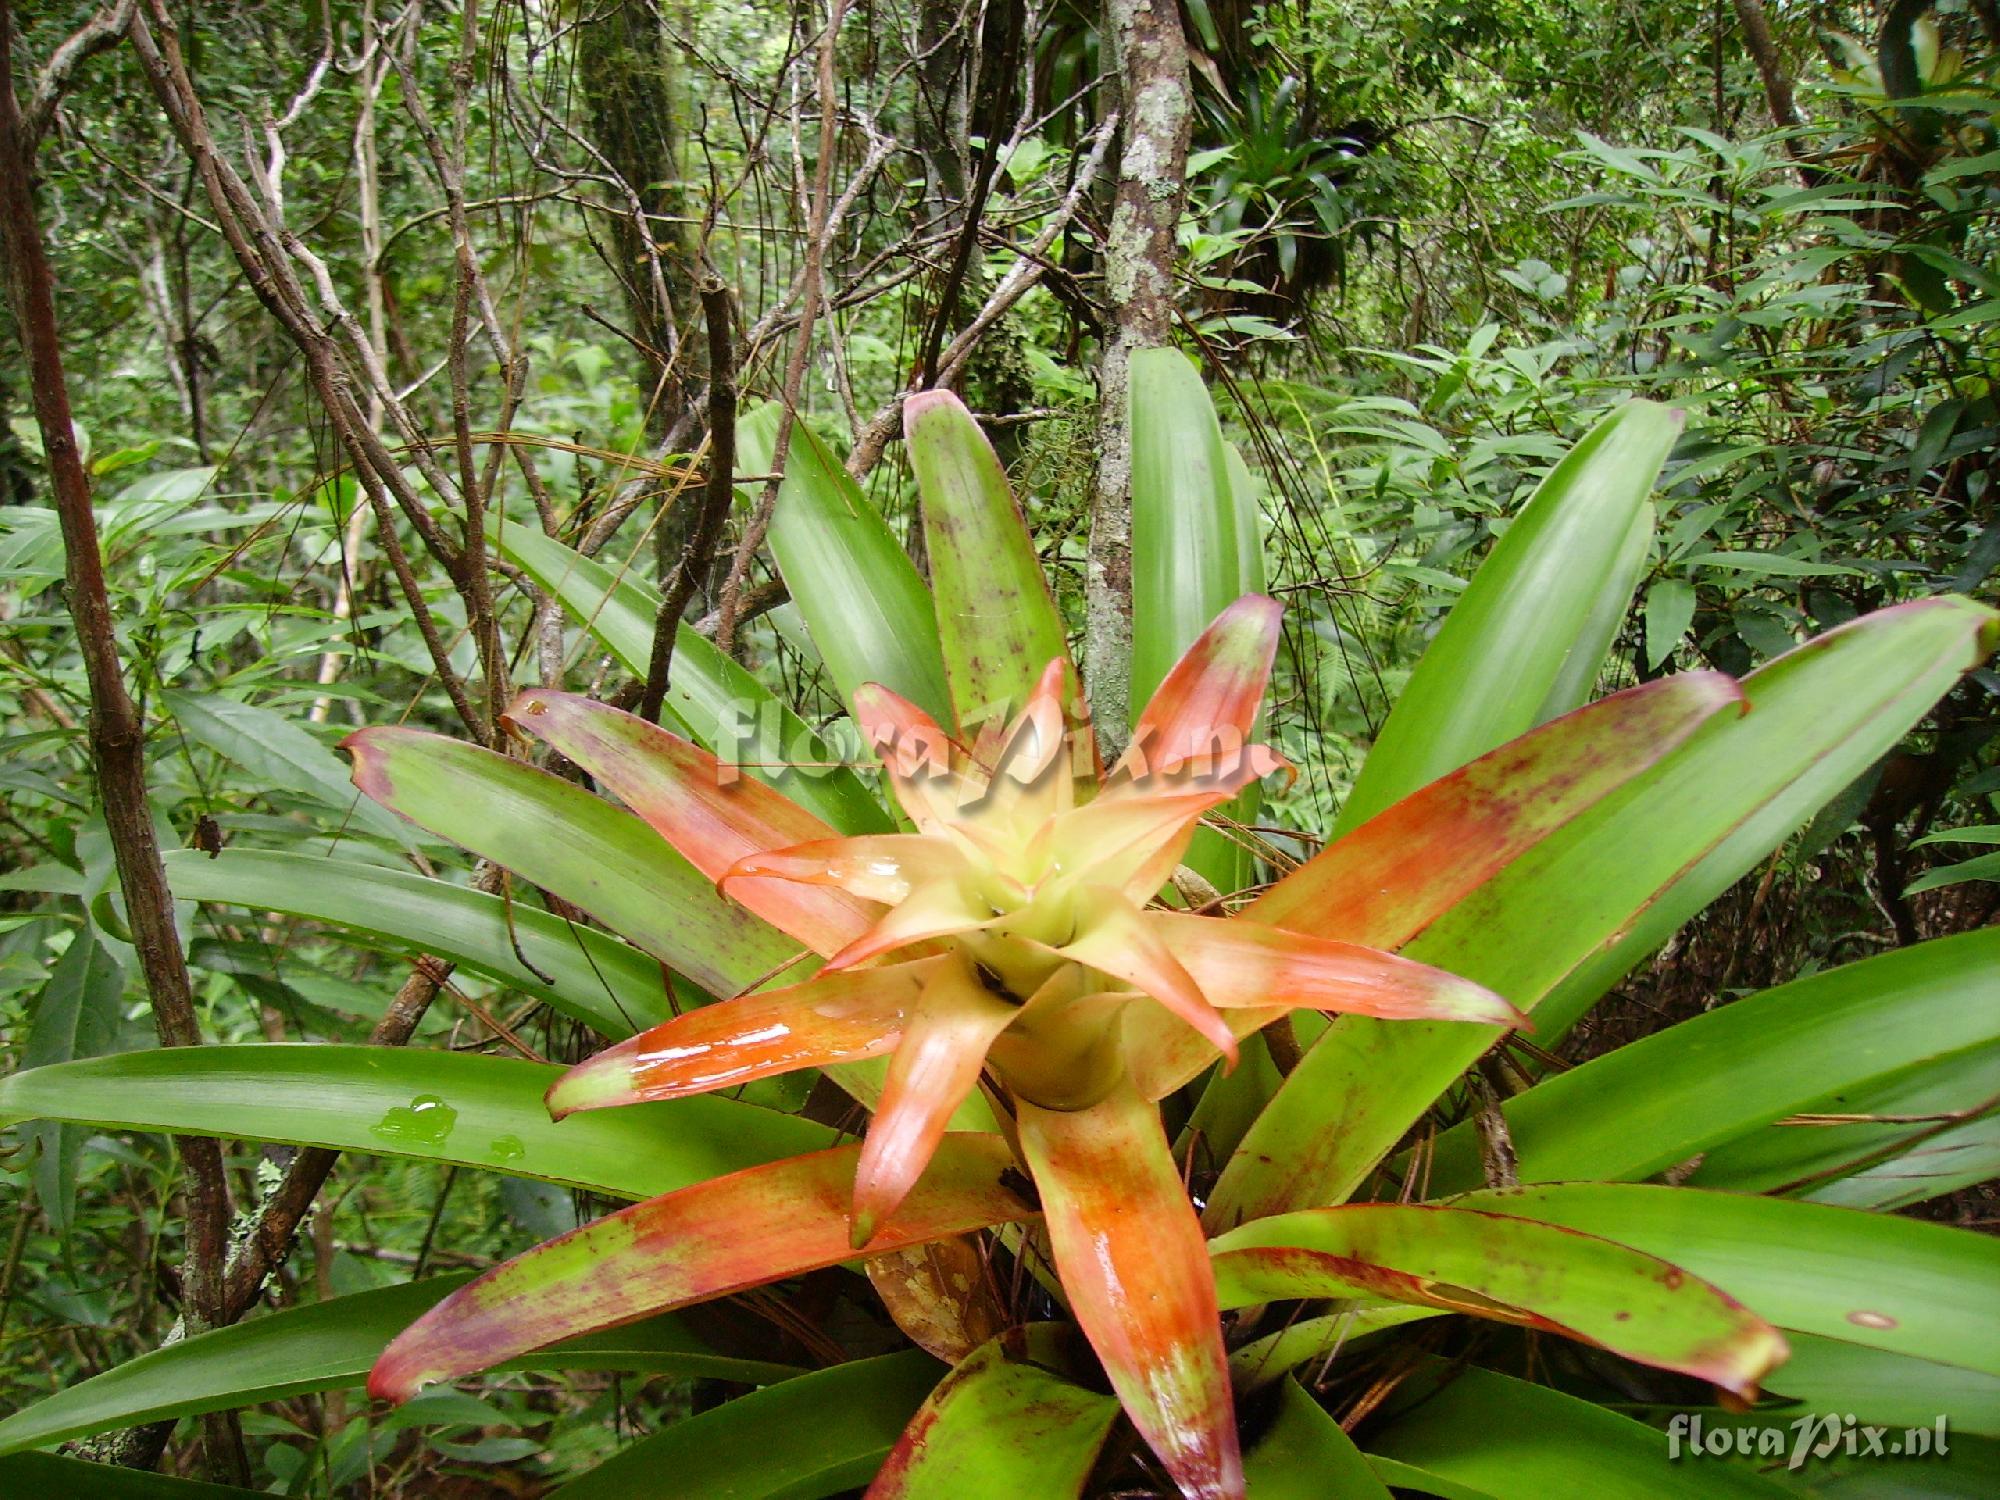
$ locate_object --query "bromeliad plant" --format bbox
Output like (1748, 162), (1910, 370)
(337, 370), (1986, 1495)
(356, 593), (1544, 1494)
(2, 353), (1996, 1497)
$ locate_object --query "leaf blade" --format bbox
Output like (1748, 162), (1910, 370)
(369, 1140), (1032, 1401)
(345, 726), (796, 996)
(0, 1045), (834, 1198)
(905, 390), (1072, 733)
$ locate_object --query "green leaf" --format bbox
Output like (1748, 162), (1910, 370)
(1451, 1183), (2000, 1379)
(345, 727), (796, 997)
(1914, 825), (2000, 845)
(548, 1352), (943, 1499)
(22, 931), (123, 1237)
(1419, 929), (2000, 1194)
(741, 404), (952, 726)
(1686, 1038), (2000, 1205)
(904, 391), (1072, 733)
(1368, 1363), (1793, 1499)
(1537, 503), (1651, 718)
(1684, 550), (1859, 578)
(1532, 599), (1996, 1040)
(164, 848), (675, 1036)
(0, 1277), (799, 1456)
(369, 1142), (1029, 1405)
(1756, 1332), (2000, 1436)
(1907, 849), (2000, 892)
(1361, 1456), (1496, 1500)
(1128, 348), (1254, 714)
(1209, 1205), (1786, 1396)
(1334, 400), (1680, 835)
(0, 1046), (835, 1198)
(162, 689), (413, 847)
(868, 1329), (1117, 1498)
(1803, 1092), (2000, 1212)
(1645, 578), (1697, 670)
(1218, 599), (1997, 1220)
(1127, 348), (1266, 889)
(1242, 1379), (1395, 1499)
(0, 1455), (267, 1499)
(1230, 1306), (1438, 1393)
(493, 521), (887, 834)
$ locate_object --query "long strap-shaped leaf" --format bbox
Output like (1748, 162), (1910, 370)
(1420, 928), (2000, 1194)
(867, 1327), (1118, 1499)
(1210, 599), (1998, 1223)
(1016, 1081), (1242, 1500)
(0, 1046), (833, 1199)
(369, 1138), (1034, 1402)
(1447, 1183), (2000, 1379)
(0, 1276), (798, 1457)
(1128, 673), (1738, 1100)
(1753, 1331), (2000, 1437)
(345, 726), (797, 996)
(493, 518), (888, 834)
(163, 847), (676, 1036)
(1208, 1204), (1786, 1399)
(1127, 350), (1269, 887)
(1250, 672), (1740, 946)
(904, 390), (1073, 736)
(504, 688), (878, 956)
(1240, 1379), (1394, 1500)
(743, 402), (953, 725)
(0, 1455), (270, 1499)
(548, 1351), (943, 1500)
(1366, 1362), (1795, 1500)
(1333, 399), (1682, 835)
(1703, 1040), (2000, 1209)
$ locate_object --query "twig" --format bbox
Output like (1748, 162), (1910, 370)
(642, 274), (738, 723)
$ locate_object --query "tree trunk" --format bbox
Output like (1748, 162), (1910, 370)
(1085, 0), (1191, 755)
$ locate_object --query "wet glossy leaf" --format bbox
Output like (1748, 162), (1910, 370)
(743, 404), (952, 725)
(1128, 348), (1265, 888)
(1240, 1379), (1391, 1499)
(1367, 1364), (1793, 1499)
(1017, 1081), (1241, 1499)
(370, 1140), (1033, 1401)
(0, 1046), (834, 1199)
(1450, 1184), (2000, 1378)
(1420, 929), (2000, 1194)
(1216, 599), (1997, 1221)
(503, 688), (877, 957)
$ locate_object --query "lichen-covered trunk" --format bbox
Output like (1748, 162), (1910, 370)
(1086, 0), (1190, 756)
